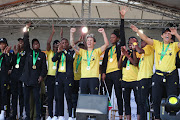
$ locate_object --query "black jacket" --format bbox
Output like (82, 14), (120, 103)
(20, 32), (47, 86)
(0, 53), (11, 79)
(102, 19), (126, 74)
(52, 49), (75, 78)
(10, 33), (27, 80)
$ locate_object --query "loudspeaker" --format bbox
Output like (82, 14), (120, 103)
(76, 94), (108, 120)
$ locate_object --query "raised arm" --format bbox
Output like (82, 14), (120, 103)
(170, 27), (180, 48)
(131, 24), (153, 45)
(60, 27), (63, 39)
(133, 42), (145, 54)
(47, 24), (55, 51)
(23, 22), (31, 53)
(70, 28), (80, 53)
(99, 28), (109, 52)
(119, 6), (128, 46)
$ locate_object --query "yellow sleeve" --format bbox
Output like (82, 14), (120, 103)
(174, 42), (180, 52)
(79, 48), (84, 56)
(143, 45), (153, 55)
(152, 39), (160, 50)
(46, 50), (52, 57)
(96, 48), (103, 56)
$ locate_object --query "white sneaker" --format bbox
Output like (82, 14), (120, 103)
(0, 110), (5, 120)
(52, 116), (58, 120)
(73, 118), (76, 120)
(68, 117), (73, 120)
(58, 116), (65, 120)
(46, 116), (52, 120)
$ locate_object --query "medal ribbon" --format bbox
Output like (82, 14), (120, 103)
(160, 42), (170, 62)
(87, 50), (94, 67)
(16, 53), (21, 65)
(127, 60), (130, 68)
(0, 52), (3, 68)
(76, 55), (82, 72)
(33, 50), (39, 66)
(53, 53), (56, 66)
(110, 46), (116, 58)
(61, 53), (65, 67)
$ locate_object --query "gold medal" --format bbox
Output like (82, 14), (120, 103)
(126, 66), (130, 70)
(15, 64), (19, 69)
(61, 66), (64, 70)
(52, 66), (56, 70)
(32, 65), (36, 69)
(109, 58), (113, 62)
(163, 78), (166, 82)
(87, 66), (90, 70)
(159, 60), (161, 65)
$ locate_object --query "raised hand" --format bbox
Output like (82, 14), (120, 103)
(98, 28), (105, 33)
(120, 6), (128, 18)
(70, 28), (76, 33)
(5, 46), (11, 54)
(60, 27), (63, 38)
(26, 22), (31, 28)
(52, 24), (55, 33)
(130, 24), (139, 33)
(170, 27), (178, 35)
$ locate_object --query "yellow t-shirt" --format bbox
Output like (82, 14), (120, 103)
(79, 48), (102, 78)
(122, 55), (138, 82)
(153, 39), (179, 74)
(73, 54), (82, 80)
(58, 53), (66, 73)
(106, 45), (120, 74)
(46, 50), (57, 76)
(137, 45), (154, 80)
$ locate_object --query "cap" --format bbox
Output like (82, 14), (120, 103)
(18, 37), (23, 41)
(162, 28), (171, 35)
(0, 38), (7, 44)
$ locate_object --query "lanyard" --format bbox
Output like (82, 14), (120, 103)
(33, 50), (39, 66)
(87, 50), (94, 67)
(61, 53), (65, 67)
(16, 53), (21, 65)
(0, 52), (3, 68)
(110, 46), (116, 58)
(160, 42), (170, 61)
(76, 55), (82, 72)
(127, 60), (130, 67)
(53, 53), (56, 66)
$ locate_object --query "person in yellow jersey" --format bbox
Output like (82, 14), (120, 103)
(45, 25), (60, 120)
(131, 25), (180, 120)
(133, 40), (154, 120)
(70, 28), (109, 94)
(118, 37), (140, 120)
(52, 37), (75, 120)
(101, 6), (127, 120)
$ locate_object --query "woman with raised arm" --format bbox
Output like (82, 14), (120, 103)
(70, 27), (109, 94)
(101, 6), (127, 120)
(131, 25), (180, 120)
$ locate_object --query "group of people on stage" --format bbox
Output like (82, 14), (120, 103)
(0, 6), (180, 120)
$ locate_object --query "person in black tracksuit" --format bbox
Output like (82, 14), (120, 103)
(101, 7), (127, 120)
(20, 23), (47, 120)
(9, 37), (27, 120)
(0, 38), (11, 119)
(52, 38), (74, 120)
